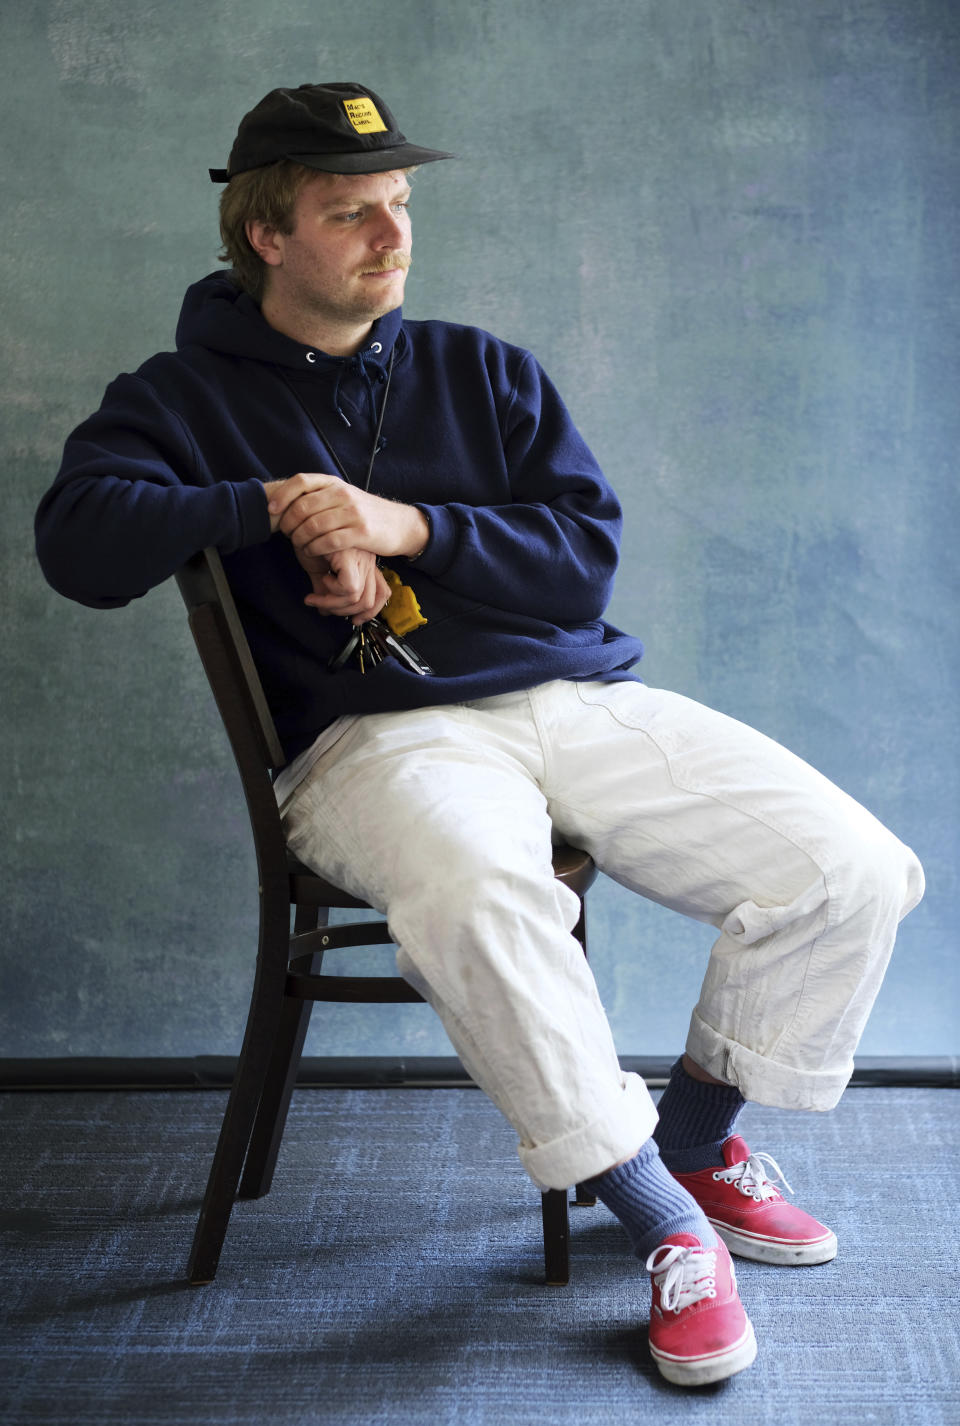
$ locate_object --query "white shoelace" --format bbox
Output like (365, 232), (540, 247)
(714, 1150), (794, 1202)
(645, 1243), (719, 1314)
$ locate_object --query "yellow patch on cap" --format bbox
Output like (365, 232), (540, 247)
(343, 97), (388, 134)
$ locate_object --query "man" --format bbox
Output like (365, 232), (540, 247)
(36, 82), (924, 1388)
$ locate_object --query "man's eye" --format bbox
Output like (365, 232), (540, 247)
(337, 211), (362, 223)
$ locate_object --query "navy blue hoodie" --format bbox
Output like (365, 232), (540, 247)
(36, 273), (643, 760)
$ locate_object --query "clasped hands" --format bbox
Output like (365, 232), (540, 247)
(263, 473), (429, 626)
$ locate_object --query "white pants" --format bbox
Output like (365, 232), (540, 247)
(282, 681), (924, 1191)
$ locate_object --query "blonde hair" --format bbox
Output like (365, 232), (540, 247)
(217, 160), (316, 301)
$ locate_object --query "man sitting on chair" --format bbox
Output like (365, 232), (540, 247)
(35, 82), (924, 1388)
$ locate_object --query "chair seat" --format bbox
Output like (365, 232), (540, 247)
(287, 843), (597, 909)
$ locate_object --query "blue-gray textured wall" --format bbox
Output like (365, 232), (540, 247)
(3, 0), (957, 1060)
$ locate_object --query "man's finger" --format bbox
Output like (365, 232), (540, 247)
(265, 473), (342, 531)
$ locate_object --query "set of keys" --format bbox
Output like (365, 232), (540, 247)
(328, 615), (434, 676)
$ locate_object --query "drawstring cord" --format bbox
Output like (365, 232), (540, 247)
(278, 346), (395, 492)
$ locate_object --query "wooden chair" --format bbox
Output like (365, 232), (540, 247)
(175, 546), (598, 1287)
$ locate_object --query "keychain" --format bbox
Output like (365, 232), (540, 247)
(328, 616), (433, 676)
(379, 566), (428, 638)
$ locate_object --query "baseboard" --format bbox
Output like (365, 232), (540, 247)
(0, 1055), (957, 1090)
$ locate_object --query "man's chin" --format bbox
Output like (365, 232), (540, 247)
(357, 290), (405, 323)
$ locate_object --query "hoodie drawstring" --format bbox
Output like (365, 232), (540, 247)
(279, 347), (395, 493)
(331, 347), (389, 432)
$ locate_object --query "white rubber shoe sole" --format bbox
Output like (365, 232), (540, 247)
(650, 1317), (758, 1387)
(711, 1218), (838, 1266)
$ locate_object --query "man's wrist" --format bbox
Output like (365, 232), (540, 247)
(401, 505), (430, 560)
(402, 506), (430, 561)
(261, 479), (285, 533)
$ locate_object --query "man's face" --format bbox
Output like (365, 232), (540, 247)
(258, 169), (412, 338)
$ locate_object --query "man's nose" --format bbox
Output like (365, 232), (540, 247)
(371, 207), (407, 248)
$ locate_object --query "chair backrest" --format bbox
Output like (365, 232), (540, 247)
(176, 547), (285, 768)
(175, 547), (289, 894)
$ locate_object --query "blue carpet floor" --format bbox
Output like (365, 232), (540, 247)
(1, 1085), (958, 1425)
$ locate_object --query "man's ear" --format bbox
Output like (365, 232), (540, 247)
(245, 218), (284, 268)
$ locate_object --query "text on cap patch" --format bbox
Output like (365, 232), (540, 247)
(342, 97), (388, 134)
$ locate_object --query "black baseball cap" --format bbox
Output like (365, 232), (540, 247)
(209, 82), (455, 182)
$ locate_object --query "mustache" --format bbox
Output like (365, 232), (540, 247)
(359, 253), (412, 274)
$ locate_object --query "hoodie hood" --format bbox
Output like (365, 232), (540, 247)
(174, 271), (404, 375)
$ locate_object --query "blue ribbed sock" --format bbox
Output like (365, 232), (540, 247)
(583, 1138), (717, 1262)
(653, 1056), (747, 1173)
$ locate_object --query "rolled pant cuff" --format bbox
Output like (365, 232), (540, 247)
(517, 1072), (658, 1191)
(686, 1010), (852, 1112)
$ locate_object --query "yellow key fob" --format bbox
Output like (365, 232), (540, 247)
(380, 566), (428, 638)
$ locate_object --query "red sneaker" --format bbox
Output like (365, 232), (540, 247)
(672, 1135), (838, 1266)
(645, 1234), (757, 1387)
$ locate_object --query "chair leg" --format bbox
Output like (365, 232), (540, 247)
(573, 1183), (598, 1207)
(541, 1189), (570, 1286)
(239, 903), (323, 1198)
(239, 995), (314, 1198)
(187, 964), (287, 1285)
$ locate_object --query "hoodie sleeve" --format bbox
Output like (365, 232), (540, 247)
(35, 373), (272, 608)
(408, 354), (622, 625)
